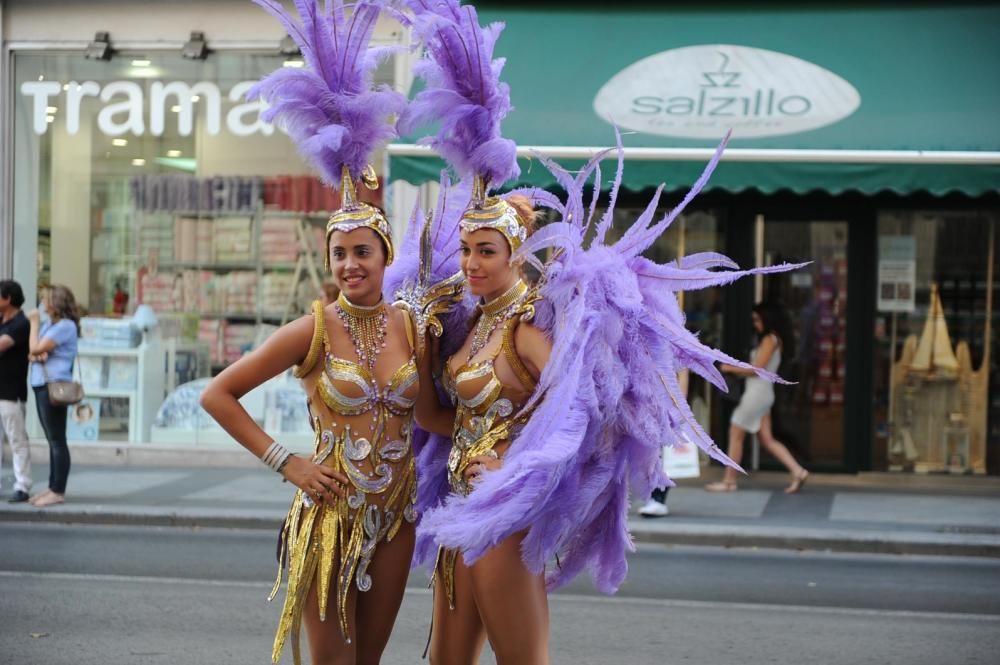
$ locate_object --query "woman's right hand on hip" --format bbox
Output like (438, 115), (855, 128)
(280, 455), (349, 505)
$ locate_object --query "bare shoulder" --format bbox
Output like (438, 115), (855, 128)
(268, 312), (316, 354)
(389, 301), (414, 324)
(513, 319), (549, 347)
(512, 318), (551, 376)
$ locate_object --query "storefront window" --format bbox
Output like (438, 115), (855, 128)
(12, 51), (392, 448)
(872, 211), (999, 474)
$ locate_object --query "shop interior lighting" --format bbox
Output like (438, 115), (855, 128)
(85, 32), (113, 61)
(46, 106), (57, 114)
(182, 31), (209, 60)
(166, 150), (183, 157)
(112, 138), (128, 147)
(283, 59), (305, 68)
(132, 158), (146, 166)
(171, 105), (182, 113)
(46, 116), (55, 124)
(131, 59), (151, 67)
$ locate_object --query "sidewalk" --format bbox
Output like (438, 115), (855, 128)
(3, 455), (1000, 558)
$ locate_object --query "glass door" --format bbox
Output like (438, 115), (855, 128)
(760, 219), (849, 469)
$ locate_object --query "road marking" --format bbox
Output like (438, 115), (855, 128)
(2, 570), (998, 622)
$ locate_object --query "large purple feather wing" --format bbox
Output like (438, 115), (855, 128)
(419, 134), (806, 592)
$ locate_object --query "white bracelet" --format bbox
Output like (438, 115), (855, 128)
(262, 441), (292, 473)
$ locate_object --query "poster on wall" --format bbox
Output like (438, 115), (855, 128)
(877, 236), (916, 313)
(67, 398), (101, 441)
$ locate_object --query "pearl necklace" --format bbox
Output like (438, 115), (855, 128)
(468, 280), (528, 361)
(334, 293), (387, 373)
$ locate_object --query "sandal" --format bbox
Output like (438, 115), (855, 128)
(704, 481), (738, 492)
(785, 470), (809, 494)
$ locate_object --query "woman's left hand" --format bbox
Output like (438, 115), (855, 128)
(463, 453), (501, 484)
(26, 309), (40, 323)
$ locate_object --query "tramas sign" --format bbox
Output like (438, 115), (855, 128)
(594, 45), (860, 139)
(20, 80), (273, 137)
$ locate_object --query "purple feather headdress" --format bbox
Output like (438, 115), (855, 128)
(247, 0), (405, 187)
(398, 0), (519, 191)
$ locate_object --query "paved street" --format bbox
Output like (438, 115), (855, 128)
(2, 523), (998, 664)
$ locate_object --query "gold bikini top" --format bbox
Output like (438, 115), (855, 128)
(444, 315), (536, 414)
(294, 300), (419, 417)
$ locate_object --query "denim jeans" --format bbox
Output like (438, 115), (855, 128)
(33, 385), (70, 494)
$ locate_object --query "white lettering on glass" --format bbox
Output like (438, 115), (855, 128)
(98, 81), (145, 136)
(21, 80), (274, 137)
(226, 81), (274, 137)
(20, 81), (61, 134)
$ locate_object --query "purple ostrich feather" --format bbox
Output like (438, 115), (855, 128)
(247, 0), (405, 186)
(398, 0), (519, 189)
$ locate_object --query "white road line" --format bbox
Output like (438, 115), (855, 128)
(2, 570), (998, 623)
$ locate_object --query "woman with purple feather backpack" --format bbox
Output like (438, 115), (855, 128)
(396, 2), (806, 664)
(200, 2), (433, 664)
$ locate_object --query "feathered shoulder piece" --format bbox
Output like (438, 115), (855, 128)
(398, 0), (519, 189)
(248, 0), (405, 187)
(418, 131), (809, 593)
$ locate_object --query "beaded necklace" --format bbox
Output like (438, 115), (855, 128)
(468, 279), (527, 361)
(334, 293), (388, 373)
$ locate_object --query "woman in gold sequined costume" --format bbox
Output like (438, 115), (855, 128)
(415, 190), (553, 665)
(202, 170), (420, 665)
(200, 2), (422, 663)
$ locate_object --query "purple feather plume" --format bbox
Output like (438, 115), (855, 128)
(399, 0), (519, 188)
(247, 0), (405, 186)
(418, 133), (807, 593)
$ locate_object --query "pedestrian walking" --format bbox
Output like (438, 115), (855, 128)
(27, 284), (80, 507)
(0, 280), (32, 503)
(706, 302), (809, 493)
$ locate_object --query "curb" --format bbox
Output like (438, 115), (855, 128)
(4, 506), (999, 558)
(0, 505), (285, 531)
(630, 523), (1000, 558)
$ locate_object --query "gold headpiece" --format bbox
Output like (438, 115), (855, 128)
(458, 175), (528, 253)
(326, 164), (394, 269)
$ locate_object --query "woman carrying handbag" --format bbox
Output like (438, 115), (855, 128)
(28, 285), (81, 508)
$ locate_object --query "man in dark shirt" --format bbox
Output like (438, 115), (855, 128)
(0, 280), (33, 502)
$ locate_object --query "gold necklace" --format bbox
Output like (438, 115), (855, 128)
(334, 293), (388, 373)
(468, 280), (527, 360)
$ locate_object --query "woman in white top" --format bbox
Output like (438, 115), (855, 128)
(706, 302), (809, 493)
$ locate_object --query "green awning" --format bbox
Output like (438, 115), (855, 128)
(389, 2), (1000, 196)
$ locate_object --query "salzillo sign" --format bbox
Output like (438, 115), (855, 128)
(593, 44), (860, 140)
(21, 80), (274, 137)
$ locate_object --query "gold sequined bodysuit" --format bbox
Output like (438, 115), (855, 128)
(271, 301), (418, 663)
(435, 313), (537, 607)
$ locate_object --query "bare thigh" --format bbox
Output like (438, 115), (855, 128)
(469, 531), (550, 665)
(301, 566), (358, 665)
(429, 551), (487, 665)
(354, 521), (416, 665)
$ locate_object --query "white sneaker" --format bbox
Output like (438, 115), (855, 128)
(638, 499), (669, 518)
